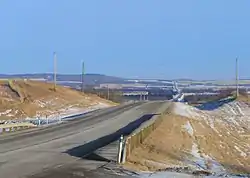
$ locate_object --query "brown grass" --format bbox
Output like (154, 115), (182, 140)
(125, 113), (250, 174)
(236, 94), (250, 103)
(0, 79), (116, 120)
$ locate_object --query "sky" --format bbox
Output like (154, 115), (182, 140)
(0, 0), (250, 80)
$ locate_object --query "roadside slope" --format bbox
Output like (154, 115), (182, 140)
(125, 100), (250, 175)
(0, 79), (116, 121)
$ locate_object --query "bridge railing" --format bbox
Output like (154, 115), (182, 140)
(122, 91), (149, 96)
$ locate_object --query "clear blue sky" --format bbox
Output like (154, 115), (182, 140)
(0, 0), (250, 80)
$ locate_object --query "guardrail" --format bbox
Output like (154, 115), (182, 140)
(0, 103), (118, 134)
(0, 122), (37, 134)
(0, 106), (108, 129)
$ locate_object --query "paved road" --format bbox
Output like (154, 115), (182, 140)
(0, 101), (169, 178)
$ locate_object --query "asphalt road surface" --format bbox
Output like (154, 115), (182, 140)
(0, 101), (169, 178)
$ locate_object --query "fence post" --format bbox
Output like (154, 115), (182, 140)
(126, 138), (131, 160)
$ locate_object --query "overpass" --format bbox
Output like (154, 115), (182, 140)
(0, 101), (169, 178)
(122, 91), (148, 96)
(122, 91), (149, 100)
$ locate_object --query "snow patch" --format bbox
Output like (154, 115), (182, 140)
(174, 101), (250, 133)
(190, 143), (207, 170)
(173, 100), (250, 176)
(182, 121), (194, 136)
(188, 144), (227, 174)
(23, 103), (111, 125)
(202, 154), (225, 174)
(140, 171), (194, 178)
(0, 109), (12, 116)
(173, 103), (191, 118)
(234, 146), (247, 157)
(34, 100), (46, 108)
(235, 103), (245, 116)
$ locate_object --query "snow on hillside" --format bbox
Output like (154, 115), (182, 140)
(126, 99), (250, 177)
(174, 100), (250, 134)
(173, 100), (250, 174)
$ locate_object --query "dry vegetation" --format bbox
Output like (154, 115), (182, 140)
(125, 100), (250, 175)
(0, 79), (115, 120)
(236, 93), (250, 103)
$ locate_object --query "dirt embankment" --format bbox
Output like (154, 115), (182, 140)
(0, 80), (116, 120)
(125, 100), (250, 175)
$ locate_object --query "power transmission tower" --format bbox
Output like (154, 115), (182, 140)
(81, 61), (85, 92)
(53, 52), (57, 91)
(236, 58), (239, 98)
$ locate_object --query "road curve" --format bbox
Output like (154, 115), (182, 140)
(0, 102), (142, 153)
(0, 101), (168, 178)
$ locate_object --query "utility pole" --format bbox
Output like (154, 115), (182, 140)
(236, 57), (239, 98)
(53, 52), (57, 91)
(81, 61), (85, 92)
(107, 84), (110, 100)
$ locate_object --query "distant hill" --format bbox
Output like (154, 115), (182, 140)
(0, 73), (125, 85)
(175, 78), (195, 81)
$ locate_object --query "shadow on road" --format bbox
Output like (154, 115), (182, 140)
(196, 97), (235, 111)
(65, 113), (158, 161)
(84, 153), (111, 162)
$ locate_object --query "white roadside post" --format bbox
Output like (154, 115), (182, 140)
(59, 113), (62, 122)
(117, 135), (124, 164)
(121, 142), (126, 164)
(38, 118), (41, 126)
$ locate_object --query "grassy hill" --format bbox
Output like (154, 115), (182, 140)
(0, 79), (115, 120)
